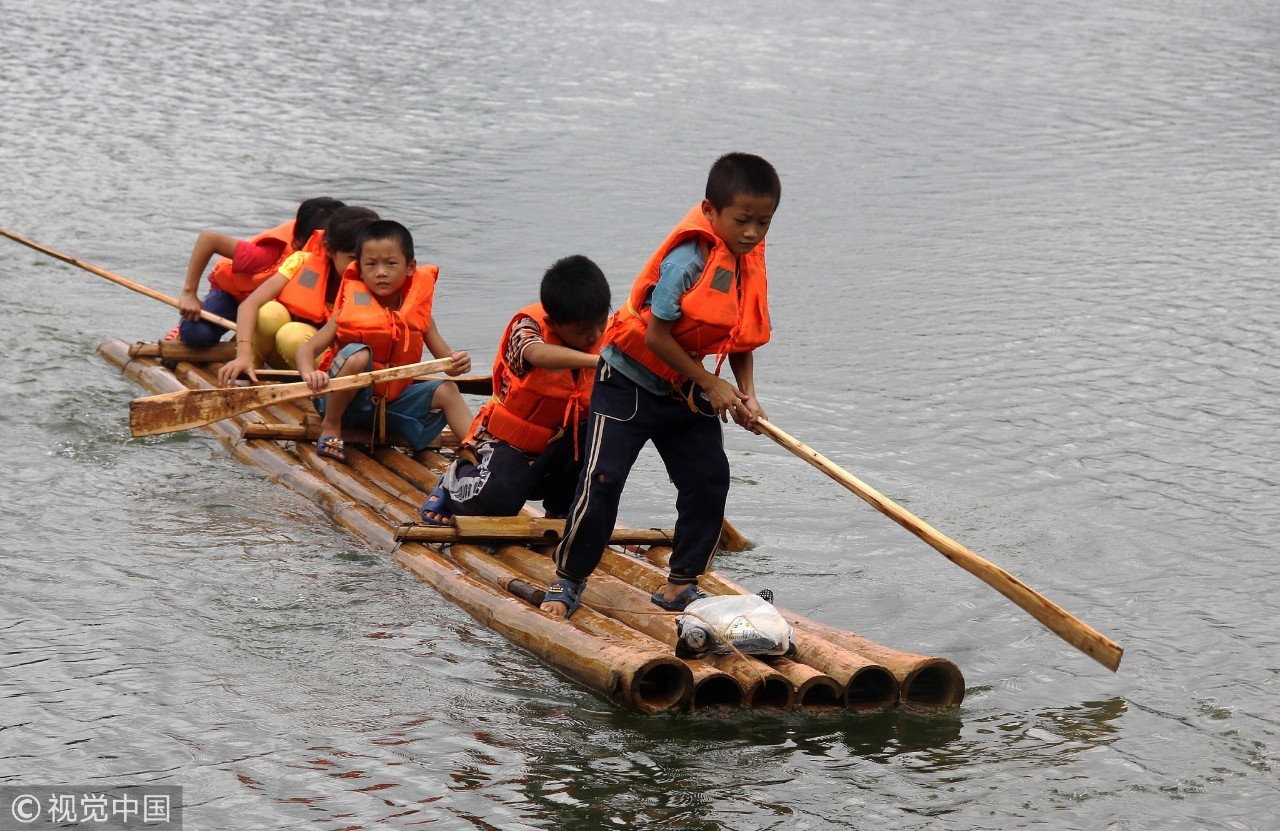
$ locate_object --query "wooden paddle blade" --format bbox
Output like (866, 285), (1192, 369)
(130, 383), (312, 437)
(129, 356), (454, 437)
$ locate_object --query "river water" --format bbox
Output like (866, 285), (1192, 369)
(1, 1), (1276, 828)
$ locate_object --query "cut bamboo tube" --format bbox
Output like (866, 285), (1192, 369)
(644, 548), (964, 711)
(446, 545), (741, 711)
(592, 546), (899, 712)
(490, 545), (797, 710)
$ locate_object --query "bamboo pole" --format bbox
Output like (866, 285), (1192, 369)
(756, 417), (1123, 672)
(2, 229), (236, 329)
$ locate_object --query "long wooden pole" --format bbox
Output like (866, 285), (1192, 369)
(129, 356), (455, 437)
(0, 227), (236, 329)
(755, 417), (1123, 672)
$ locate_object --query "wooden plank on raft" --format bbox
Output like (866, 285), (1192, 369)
(130, 341), (236, 362)
(241, 423), (459, 448)
(396, 516), (675, 545)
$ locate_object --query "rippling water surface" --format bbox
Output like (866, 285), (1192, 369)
(2, 1), (1277, 828)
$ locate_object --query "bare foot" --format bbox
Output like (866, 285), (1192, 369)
(540, 600), (569, 619)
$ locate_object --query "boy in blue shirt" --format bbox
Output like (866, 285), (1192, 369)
(542, 153), (780, 618)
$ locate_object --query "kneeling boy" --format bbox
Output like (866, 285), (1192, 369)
(419, 255), (610, 524)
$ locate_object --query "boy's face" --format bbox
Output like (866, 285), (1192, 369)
(358, 238), (415, 299)
(702, 193), (776, 257)
(549, 315), (608, 352)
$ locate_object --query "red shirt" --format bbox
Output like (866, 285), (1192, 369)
(232, 238), (287, 274)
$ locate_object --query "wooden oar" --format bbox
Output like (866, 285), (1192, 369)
(0, 228), (236, 329)
(130, 357), (454, 438)
(755, 417), (1123, 672)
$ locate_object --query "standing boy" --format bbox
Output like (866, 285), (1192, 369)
(542, 153), (779, 618)
(418, 255), (610, 525)
(294, 220), (473, 463)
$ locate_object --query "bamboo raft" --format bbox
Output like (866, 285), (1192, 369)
(101, 337), (966, 714)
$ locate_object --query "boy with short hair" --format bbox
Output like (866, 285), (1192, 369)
(173, 196), (345, 347)
(542, 153), (780, 619)
(418, 255), (611, 525)
(294, 220), (473, 463)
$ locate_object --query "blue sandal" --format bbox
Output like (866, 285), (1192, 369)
(418, 482), (452, 526)
(651, 584), (709, 612)
(542, 577), (585, 618)
(316, 435), (347, 463)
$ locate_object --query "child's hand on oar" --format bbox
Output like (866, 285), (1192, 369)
(217, 357), (259, 387)
(446, 350), (472, 377)
(737, 396), (766, 433)
(302, 369), (329, 393)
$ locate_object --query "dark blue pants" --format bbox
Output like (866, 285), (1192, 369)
(177, 289), (238, 348)
(553, 362), (729, 586)
(444, 429), (584, 519)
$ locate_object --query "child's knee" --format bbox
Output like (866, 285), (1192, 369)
(257, 301), (291, 337)
(334, 345), (371, 375)
(431, 380), (461, 406)
(178, 321), (223, 349)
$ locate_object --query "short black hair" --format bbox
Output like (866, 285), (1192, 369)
(705, 153), (781, 211)
(325, 206), (381, 255)
(294, 197), (346, 246)
(356, 219), (415, 262)
(540, 255), (610, 325)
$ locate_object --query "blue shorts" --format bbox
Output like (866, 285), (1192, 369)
(314, 343), (448, 451)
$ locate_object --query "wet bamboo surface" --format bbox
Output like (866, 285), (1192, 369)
(99, 338), (965, 714)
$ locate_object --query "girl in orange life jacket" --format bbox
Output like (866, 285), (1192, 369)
(216, 206), (380, 387)
(541, 153), (780, 620)
(173, 197), (344, 348)
(294, 219), (473, 464)
(418, 255), (611, 525)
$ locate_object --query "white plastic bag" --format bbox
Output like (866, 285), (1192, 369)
(675, 594), (795, 658)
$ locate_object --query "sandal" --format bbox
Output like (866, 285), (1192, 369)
(417, 482), (452, 526)
(541, 577), (586, 618)
(316, 435), (347, 463)
(651, 584), (709, 612)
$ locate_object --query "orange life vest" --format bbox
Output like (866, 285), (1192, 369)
(465, 302), (598, 455)
(273, 230), (332, 325)
(208, 219), (297, 302)
(323, 264), (438, 402)
(603, 204), (770, 385)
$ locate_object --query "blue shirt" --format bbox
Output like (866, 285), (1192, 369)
(602, 239), (705, 395)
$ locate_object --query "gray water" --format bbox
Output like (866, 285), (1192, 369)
(1, 1), (1277, 828)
